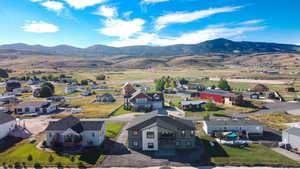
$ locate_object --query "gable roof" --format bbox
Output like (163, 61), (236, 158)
(45, 115), (104, 133)
(129, 90), (152, 101)
(127, 113), (195, 131)
(181, 100), (206, 106)
(0, 113), (15, 125)
(284, 127), (300, 137)
(16, 101), (50, 108)
(201, 90), (240, 98)
(205, 119), (262, 126)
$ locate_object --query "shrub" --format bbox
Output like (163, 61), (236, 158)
(39, 86), (53, 98)
(48, 155), (54, 163)
(27, 154), (33, 161)
(41, 82), (55, 93)
(96, 74), (106, 80)
(204, 99), (218, 111)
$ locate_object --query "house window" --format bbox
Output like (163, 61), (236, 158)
(92, 133), (95, 137)
(191, 130), (194, 135)
(35, 108), (40, 112)
(181, 130), (185, 136)
(48, 132), (52, 137)
(176, 141), (181, 146)
(133, 131), (138, 136)
(147, 131), (154, 139)
(148, 142), (154, 149)
(17, 108), (22, 112)
(25, 107), (30, 112)
(186, 141), (192, 146)
(133, 141), (138, 146)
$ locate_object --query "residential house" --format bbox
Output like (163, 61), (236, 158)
(285, 87), (295, 92)
(27, 78), (43, 85)
(13, 87), (32, 94)
(47, 96), (66, 102)
(0, 113), (16, 140)
(181, 100), (206, 112)
(64, 85), (77, 94)
(282, 127), (300, 150)
(96, 93), (115, 103)
(124, 90), (163, 112)
(45, 115), (105, 147)
(127, 113), (195, 151)
(15, 101), (57, 114)
(203, 119), (263, 137)
(0, 95), (19, 104)
(0, 107), (9, 113)
(5, 80), (21, 92)
(121, 82), (136, 96)
(199, 90), (243, 105)
(81, 91), (93, 96)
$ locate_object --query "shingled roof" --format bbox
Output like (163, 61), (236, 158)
(46, 115), (104, 133)
(284, 127), (300, 137)
(0, 113), (15, 125)
(127, 113), (195, 131)
(205, 119), (262, 126)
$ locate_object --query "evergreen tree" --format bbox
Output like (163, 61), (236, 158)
(204, 99), (217, 111)
(218, 79), (231, 91)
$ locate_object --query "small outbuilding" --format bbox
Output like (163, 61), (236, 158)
(96, 93), (115, 103)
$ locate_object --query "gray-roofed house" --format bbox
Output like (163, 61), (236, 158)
(0, 113), (16, 140)
(181, 100), (206, 111)
(282, 127), (300, 150)
(15, 101), (57, 114)
(45, 115), (105, 147)
(127, 114), (196, 151)
(124, 90), (164, 112)
(203, 119), (263, 137)
(96, 93), (115, 103)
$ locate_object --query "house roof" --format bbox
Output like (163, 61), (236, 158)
(181, 100), (206, 106)
(127, 113), (195, 131)
(45, 115), (104, 133)
(284, 127), (300, 137)
(97, 93), (114, 98)
(201, 90), (239, 98)
(205, 119), (262, 126)
(0, 113), (15, 125)
(16, 101), (50, 108)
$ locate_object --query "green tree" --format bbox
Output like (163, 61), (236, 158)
(164, 80), (170, 89)
(218, 79), (231, 91)
(204, 99), (217, 111)
(48, 155), (54, 163)
(155, 79), (165, 91)
(41, 82), (55, 93)
(0, 69), (9, 78)
(81, 79), (88, 85)
(96, 74), (106, 80)
(39, 86), (53, 98)
(170, 80), (177, 88)
(27, 154), (33, 161)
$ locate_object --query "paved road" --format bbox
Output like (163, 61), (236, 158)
(236, 102), (300, 118)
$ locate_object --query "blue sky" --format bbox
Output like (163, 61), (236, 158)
(0, 0), (300, 47)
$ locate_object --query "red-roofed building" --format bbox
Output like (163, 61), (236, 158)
(199, 90), (243, 105)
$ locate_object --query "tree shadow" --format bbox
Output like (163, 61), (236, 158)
(239, 100), (260, 109)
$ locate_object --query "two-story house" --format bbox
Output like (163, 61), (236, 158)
(15, 101), (58, 114)
(127, 113), (196, 151)
(45, 115), (105, 147)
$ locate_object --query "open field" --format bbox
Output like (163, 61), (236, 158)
(0, 122), (124, 167)
(201, 136), (300, 166)
(249, 112), (300, 131)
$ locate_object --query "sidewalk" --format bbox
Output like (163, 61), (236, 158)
(272, 148), (300, 162)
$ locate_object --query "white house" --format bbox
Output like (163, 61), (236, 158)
(64, 85), (77, 94)
(203, 119), (263, 137)
(0, 113), (16, 140)
(282, 127), (300, 150)
(15, 101), (57, 114)
(45, 116), (105, 147)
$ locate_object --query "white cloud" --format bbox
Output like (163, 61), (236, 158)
(142, 0), (169, 3)
(41, 1), (64, 12)
(93, 5), (117, 17)
(123, 11), (133, 19)
(99, 18), (145, 38)
(30, 0), (43, 2)
(22, 21), (59, 33)
(63, 0), (107, 9)
(155, 6), (242, 30)
(109, 33), (156, 47)
(296, 43), (300, 46)
(109, 25), (265, 47)
(239, 19), (264, 25)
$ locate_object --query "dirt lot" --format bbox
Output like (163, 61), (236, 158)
(22, 115), (51, 135)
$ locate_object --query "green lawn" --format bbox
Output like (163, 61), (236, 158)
(110, 106), (135, 117)
(201, 136), (300, 166)
(106, 122), (125, 139)
(185, 111), (228, 117)
(0, 122), (125, 167)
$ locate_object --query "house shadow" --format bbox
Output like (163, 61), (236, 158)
(261, 130), (282, 142)
(0, 136), (23, 153)
(240, 100), (260, 109)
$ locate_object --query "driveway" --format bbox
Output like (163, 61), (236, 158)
(272, 148), (300, 162)
(236, 102), (300, 118)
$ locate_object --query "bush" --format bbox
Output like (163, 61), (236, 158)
(204, 99), (218, 111)
(27, 154), (33, 161)
(41, 82), (55, 93)
(39, 86), (53, 98)
(48, 155), (54, 163)
(218, 79), (231, 91)
(0, 68), (9, 78)
(81, 80), (88, 85)
(96, 74), (106, 80)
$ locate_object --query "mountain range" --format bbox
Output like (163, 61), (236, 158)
(0, 38), (299, 58)
(0, 38), (299, 69)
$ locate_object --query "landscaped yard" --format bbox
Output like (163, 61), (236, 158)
(249, 112), (300, 131)
(185, 110), (228, 117)
(110, 105), (135, 117)
(201, 136), (300, 166)
(0, 122), (125, 167)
